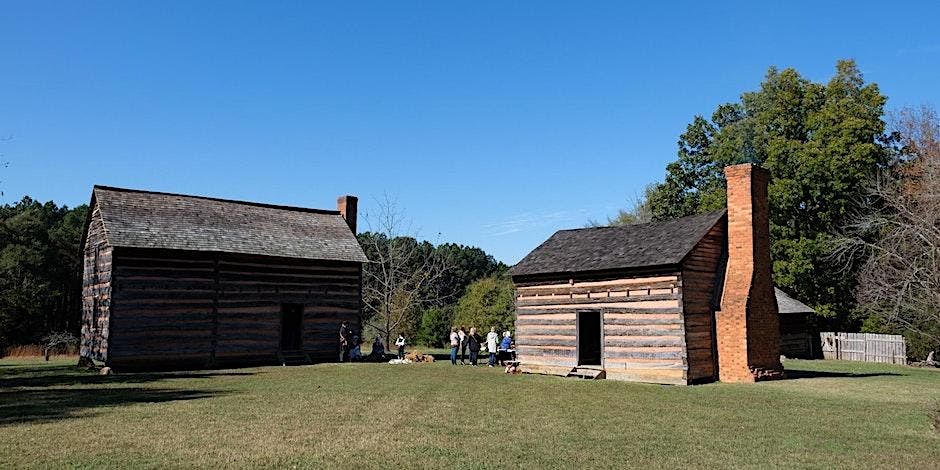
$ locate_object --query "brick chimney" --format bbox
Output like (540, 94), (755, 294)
(716, 163), (783, 382)
(337, 195), (357, 234)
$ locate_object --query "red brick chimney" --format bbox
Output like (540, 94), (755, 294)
(337, 195), (358, 234)
(716, 163), (784, 382)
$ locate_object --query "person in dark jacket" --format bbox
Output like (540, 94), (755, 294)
(467, 327), (482, 366)
(338, 320), (350, 362)
(458, 326), (468, 364)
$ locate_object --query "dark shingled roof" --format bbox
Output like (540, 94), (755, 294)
(509, 210), (726, 277)
(92, 186), (368, 263)
(775, 288), (815, 315)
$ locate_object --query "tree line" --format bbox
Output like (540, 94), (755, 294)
(603, 60), (938, 358)
(356, 200), (514, 348)
(0, 197), (87, 351)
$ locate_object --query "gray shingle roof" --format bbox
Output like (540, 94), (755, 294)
(509, 211), (726, 277)
(92, 186), (368, 263)
(775, 288), (814, 315)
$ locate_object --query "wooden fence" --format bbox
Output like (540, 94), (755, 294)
(820, 332), (907, 365)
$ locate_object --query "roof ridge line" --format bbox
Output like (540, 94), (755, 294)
(556, 209), (727, 233)
(93, 185), (342, 216)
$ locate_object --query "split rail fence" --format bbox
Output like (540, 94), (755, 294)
(819, 332), (906, 365)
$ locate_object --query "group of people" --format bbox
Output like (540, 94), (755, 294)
(338, 320), (515, 367)
(338, 320), (387, 362)
(449, 326), (514, 367)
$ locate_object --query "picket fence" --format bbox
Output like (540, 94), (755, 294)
(819, 332), (907, 365)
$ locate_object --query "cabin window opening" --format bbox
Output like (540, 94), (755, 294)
(280, 303), (304, 351)
(577, 310), (602, 366)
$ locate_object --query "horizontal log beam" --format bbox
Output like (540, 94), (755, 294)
(517, 280), (680, 297)
(515, 293), (678, 307)
(604, 317), (683, 326)
(604, 350), (684, 360)
(516, 338), (577, 347)
(516, 318), (576, 326)
(516, 306), (681, 315)
(516, 347), (575, 357)
(605, 337), (684, 348)
(603, 327), (683, 336)
(514, 327), (576, 336)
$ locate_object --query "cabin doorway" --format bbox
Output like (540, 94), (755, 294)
(577, 310), (602, 365)
(280, 303), (303, 350)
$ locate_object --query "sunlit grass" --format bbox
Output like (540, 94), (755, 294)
(1, 357), (938, 468)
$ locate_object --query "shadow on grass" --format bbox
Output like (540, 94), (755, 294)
(0, 364), (255, 388)
(783, 369), (903, 380)
(0, 387), (227, 426)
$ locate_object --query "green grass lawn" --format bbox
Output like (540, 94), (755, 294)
(1, 357), (938, 469)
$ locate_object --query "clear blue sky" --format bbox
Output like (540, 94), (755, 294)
(2, 2), (938, 264)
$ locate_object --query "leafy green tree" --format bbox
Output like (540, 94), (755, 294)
(644, 60), (896, 326)
(0, 197), (87, 350)
(416, 306), (454, 347)
(587, 186), (655, 227)
(428, 243), (508, 304)
(454, 275), (515, 334)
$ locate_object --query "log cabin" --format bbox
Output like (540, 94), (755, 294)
(775, 287), (818, 359)
(79, 186), (368, 370)
(509, 163), (784, 384)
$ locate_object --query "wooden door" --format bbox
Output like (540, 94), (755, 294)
(280, 304), (303, 350)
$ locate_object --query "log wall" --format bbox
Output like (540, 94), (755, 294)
(779, 313), (816, 359)
(107, 247), (362, 369)
(680, 219), (726, 382)
(514, 273), (688, 385)
(80, 202), (113, 361)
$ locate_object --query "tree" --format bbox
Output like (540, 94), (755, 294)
(835, 105), (940, 358)
(642, 60), (896, 326)
(0, 198), (87, 350)
(589, 186), (654, 227)
(453, 275), (515, 334)
(427, 243), (508, 303)
(416, 306), (454, 347)
(358, 197), (450, 346)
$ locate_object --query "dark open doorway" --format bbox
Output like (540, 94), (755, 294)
(280, 304), (303, 350)
(577, 310), (602, 366)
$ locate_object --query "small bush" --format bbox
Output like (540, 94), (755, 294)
(40, 331), (80, 359)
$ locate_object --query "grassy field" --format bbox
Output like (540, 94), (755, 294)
(1, 357), (938, 469)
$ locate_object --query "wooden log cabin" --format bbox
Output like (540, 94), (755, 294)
(79, 186), (368, 370)
(775, 287), (818, 359)
(509, 163), (784, 384)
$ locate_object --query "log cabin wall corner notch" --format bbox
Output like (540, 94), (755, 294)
(78, 185), (368, 370)
(509, 163), (785, 385)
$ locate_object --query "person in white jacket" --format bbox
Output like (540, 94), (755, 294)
(449, 328), (460, 365)
(395, 333), (406, 360)
(486, 327), (500, 367)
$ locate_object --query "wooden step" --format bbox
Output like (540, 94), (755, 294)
(279, 350), (312, 366)
(566, 367), (606, 380)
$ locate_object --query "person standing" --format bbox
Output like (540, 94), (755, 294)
(486, 326), (499, 367)
(467, 327), (482, 366)
(395, 333), (406, 360)
(458, 326), (468, 364)
(449, 327), (460, 365)
(338, 320), (350, 362)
